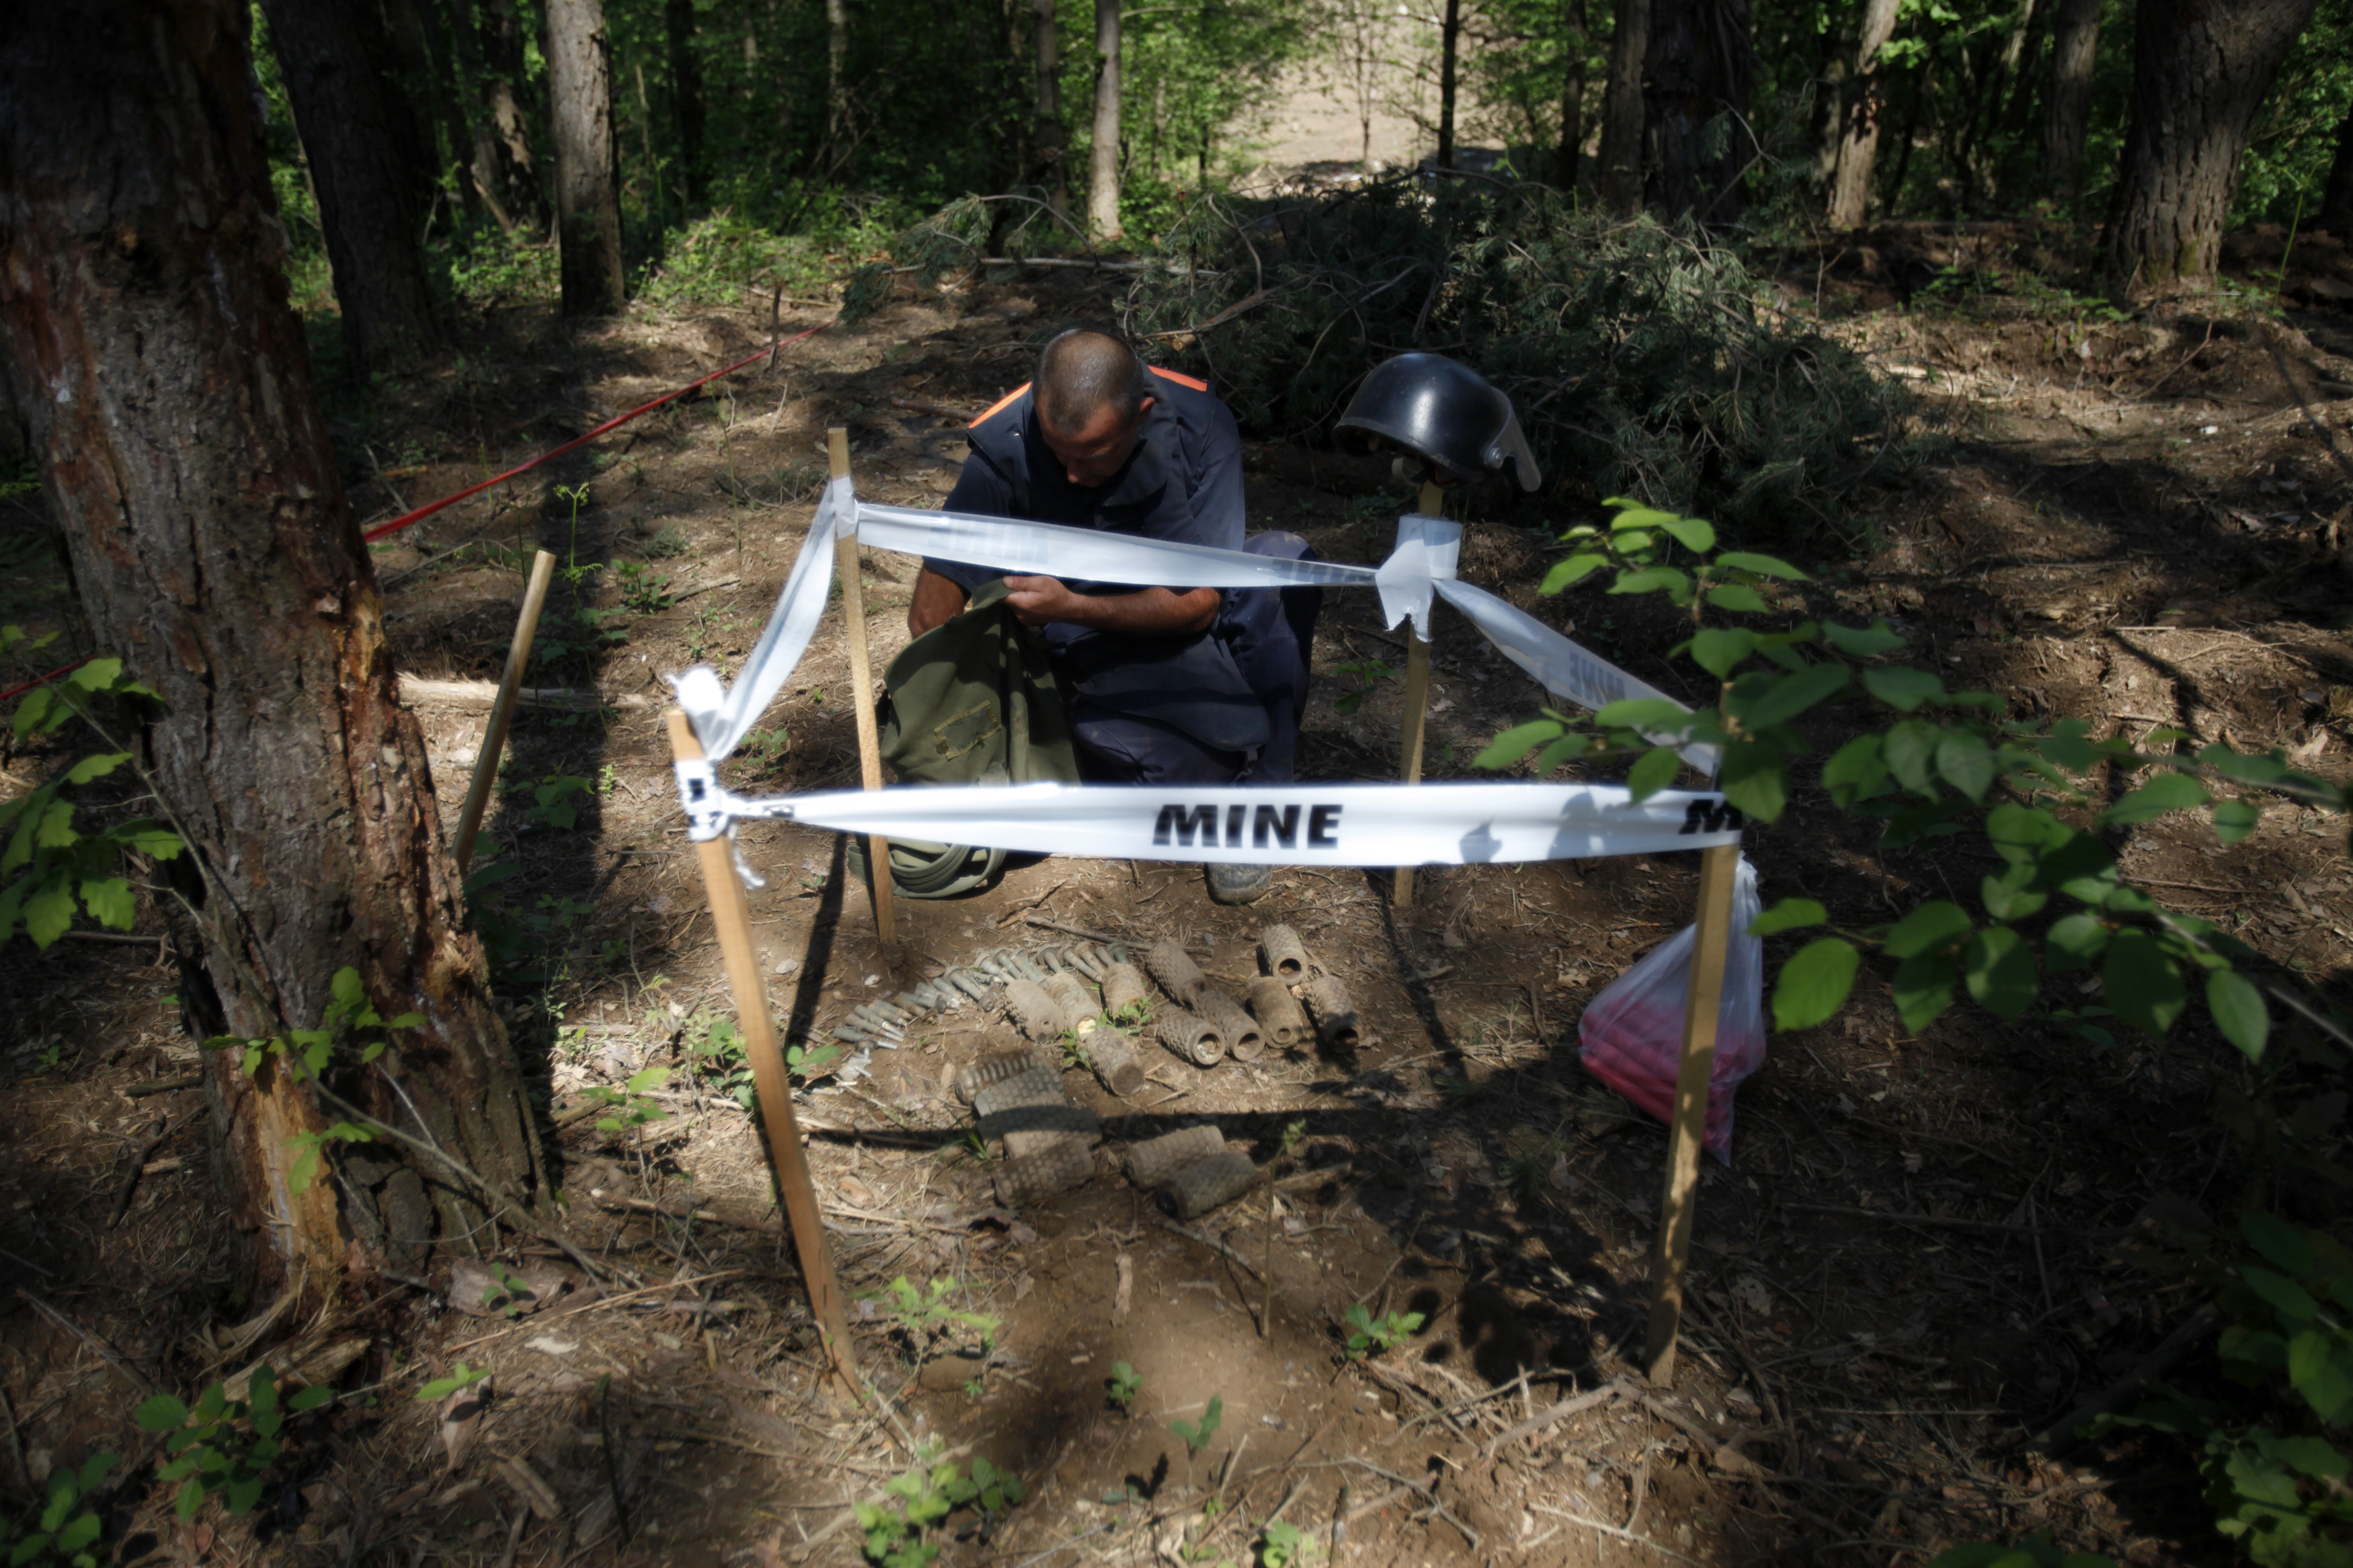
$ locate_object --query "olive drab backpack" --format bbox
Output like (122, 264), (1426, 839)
(846, 579), (1080, 899)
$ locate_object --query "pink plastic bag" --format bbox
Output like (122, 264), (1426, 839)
(1578, 855), (1765, 1164)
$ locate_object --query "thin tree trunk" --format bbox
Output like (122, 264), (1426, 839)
(547, 0), (625, 315)
(258, 0), (440, 370)
(1437, 0), (1462, 167)
(383, 0), (468, 221)
(1597, 0), (1650, 212)
(1089, 0), (1123, 239)
(1643, 0), (1755, 224)
(1881, 63), (1924, 211)
(2104, 0), (2317, 292)
(2323, 103), (2353, 233)
(2038, 0), (2102, 193)
(1557, 0), (1590, 189)
(471, 0), (548, 231)
(827, 0), (850, 141)
(0, 0), (547, 1303)
(1827, 0), (1901, 226)
(1034, 0), (1068, 212)
(666, 0), (706, 204)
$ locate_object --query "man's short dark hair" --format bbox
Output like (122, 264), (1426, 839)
(1035, 329), (1154, 434)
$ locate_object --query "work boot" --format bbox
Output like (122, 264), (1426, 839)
(1207, 863), (1273, 905)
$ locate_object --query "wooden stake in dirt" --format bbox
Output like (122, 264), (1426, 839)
(1391, 481), (1444, 909)
(452, 549), (557, 872)
(664, 710), (859, 1390)
(829, 426), (898, 945)
(1643, 841), (1741, 1385)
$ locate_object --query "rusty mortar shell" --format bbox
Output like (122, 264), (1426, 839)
(1123, 1124), (1226, 1187)
(1156, 1006), (1225, 1067)
(1302, 976), (1361, 1052)
(1000, 977), (1070, 1045)
(1083, 1032), (1147, 1098)
(1244, 976), (1309, 1049)
(953, 1046), (1055, 1103)
(1041, 971), (1101, 1035)
(1100, 962), (1150, 1018)
(994, 1139), (1094, 1206)
(983, 1100), (1101, 1149)
(949, 971), (993, 1003)
(1144, 937), (1209, 1009)
(1258, 924), (1309, 981)
(1197, 987), (1264, 1063)
(1004, 1127), (1093, 1161)
(969, 1064), (1066, 1119)
(893, 991), (930, 1014)
(830, 1024), (871, 1044)
(1159, 1151), (1259, 1219)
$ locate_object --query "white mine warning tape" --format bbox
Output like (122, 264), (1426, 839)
(671, 770), (1744, 866)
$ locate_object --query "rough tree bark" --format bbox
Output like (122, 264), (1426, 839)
(1557, 0), (1591, 188)
(1088, 0), (1123, 239)
(2038, 0), (2101, 192)
(666, 0), (705, 204)
(463, 0), (547, 233)
(257, 0), (441, 369)
(383, 0), (470, 222)
(547, 0), (625, 315)
(1827, 0), (1902, 227)
(2323, 104), (2353, 234)
(1437, 0), (1462, 168)
(2104, 0), (2317, 292)
(0, 0), (549, 1303)
(1643, 0), (1755, 224)
(827, 0), (850, 142)
(1597, 0), (1650, 212)
(1033, 0), (1068, 212)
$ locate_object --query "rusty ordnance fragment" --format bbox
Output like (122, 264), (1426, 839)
(1144, 937), (1209, 1009)
(994, 1139), (1094, 1205)
(1199, 989), (1264, 1063)
(1084, 1032), (1147, 1098)
(955, 1046), (1055, 1103)
(970, 1064), (1065, 1119)
(1302, 976), (1361, 1052)
(1123, 1124), (1226, 1186)
(982, 1100), (1101, 1149)
(1258, 924), (1308, 981)
(1156, 1006), (1224, 1067)
(1244, 976), (1309, 1048)
(1101, 962), (1151, 1017)
(1000, 977), (1068, 1044)
(1042, 971), (1101, 1034)
(1160, 1151), (1259, 1219)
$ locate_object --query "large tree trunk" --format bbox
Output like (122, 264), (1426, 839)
(827, 0), (850, 142)
(2103, 0), (2316, 292)
(547, 0), (625, 315)
(666, 0), (706, 204)
(465, 0), (547, 233)
(258, 0), (441, 370)
(0, 0), (548, 1303)
(1556, 0), (1591, 188)
(2037, 0), (2100, 192)
(1088, 0), (1123, 238)
(1033, 0), (1068, 212)
(1437, 0), (1462, 167)
(2323, 103), (2353, 233)
(1643, 0), (1755, 224)
(1827, 0), (1902, 226)
(1597, 0), (1650, 212)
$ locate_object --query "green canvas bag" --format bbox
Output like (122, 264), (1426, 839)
(846, 579), (1080, 899)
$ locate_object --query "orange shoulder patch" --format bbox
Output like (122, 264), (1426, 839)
(969, 382), (1033, 427)
(1148, 366), (1209, 393)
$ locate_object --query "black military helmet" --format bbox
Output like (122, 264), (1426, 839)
(1335, 353), (1540, 491)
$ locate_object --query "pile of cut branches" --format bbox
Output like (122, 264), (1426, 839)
(1121, 179), (1931, 548)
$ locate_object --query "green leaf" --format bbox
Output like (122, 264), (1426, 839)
(1750, 898), (1827, 936)
(1717, 741), (1787, 824)
(1821, 619), (1907, 657)
(1712, 550), (1809, 581)
(1538, 553), (1611, 593)
(63, 751), (130, 785)
(1626, 745), (1681, 802)
(1936, 731), (1996, 800)
(2197, 743), (2288, 785)
(2036, 721), (2098, 772)
(67, 658), (123, 692)
(1981, 865), (2047, 921)
(2104, 930), (2186, 1038)
(1654, 515), (1716, 553)
(2210, 799), (2262, 845)
(24, 882), (75, 948)
(76, 1454), (116, 1494)
(1820, 735), (1887, 806)
(288, 1383), (333, 1412)
(1705, 583), (1770, 614)
(1892, 951), (1958, 1034)
(79, 876), (134, 930)
(224, 1476), (264, 1516)
(114, 821), (186, 858)
(1594, 697), (1698, 734)
(54, 1514), (101, 1555)
(1883, 720), (1939, 793)
(1884, 901), (1972, 958)
(11, 1532), (54, 1567)
(1862, 667), (1946, 711)
(1962, 927), (2038, 1018)
(1472, 720), (1562, 770)
(1689, 627), (1759, 679)
(2243, 1210), (2315, 1275)
(2040, 830), (2120, 904)
(1606, 504), (1682, 532)
(1985, 802), (2057, 865)
(175, 1477), (205, 1519)
(1730, 663), (1849, 731)
(136, 1395), (190, 1433)
(2208, 971), (2270, 1061)
(1773, 938), (1860, 1030)
(1609, 567), (1692, 602)
(2243, 1265), (2321, 1324)
(2100, 772), (2208, 827)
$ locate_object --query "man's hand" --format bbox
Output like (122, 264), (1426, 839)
(1003, 575), (1219, 637)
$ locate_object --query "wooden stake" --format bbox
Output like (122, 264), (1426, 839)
(665, 710), (859, 1391)
(452, 549), (556, 872)
(829, 427), (897, 945)
(1392, 481), (1444, 909)
(1644, 841), (1742, 1385)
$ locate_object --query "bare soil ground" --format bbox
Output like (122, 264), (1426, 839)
(7, 239), (2353, 1568)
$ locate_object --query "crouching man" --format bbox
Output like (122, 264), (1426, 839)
(904, 328), (1320, 905)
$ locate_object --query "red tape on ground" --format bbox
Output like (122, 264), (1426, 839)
(361, 319), (832, 544)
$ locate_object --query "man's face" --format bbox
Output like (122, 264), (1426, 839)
(1038, 396), (1154, 487)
